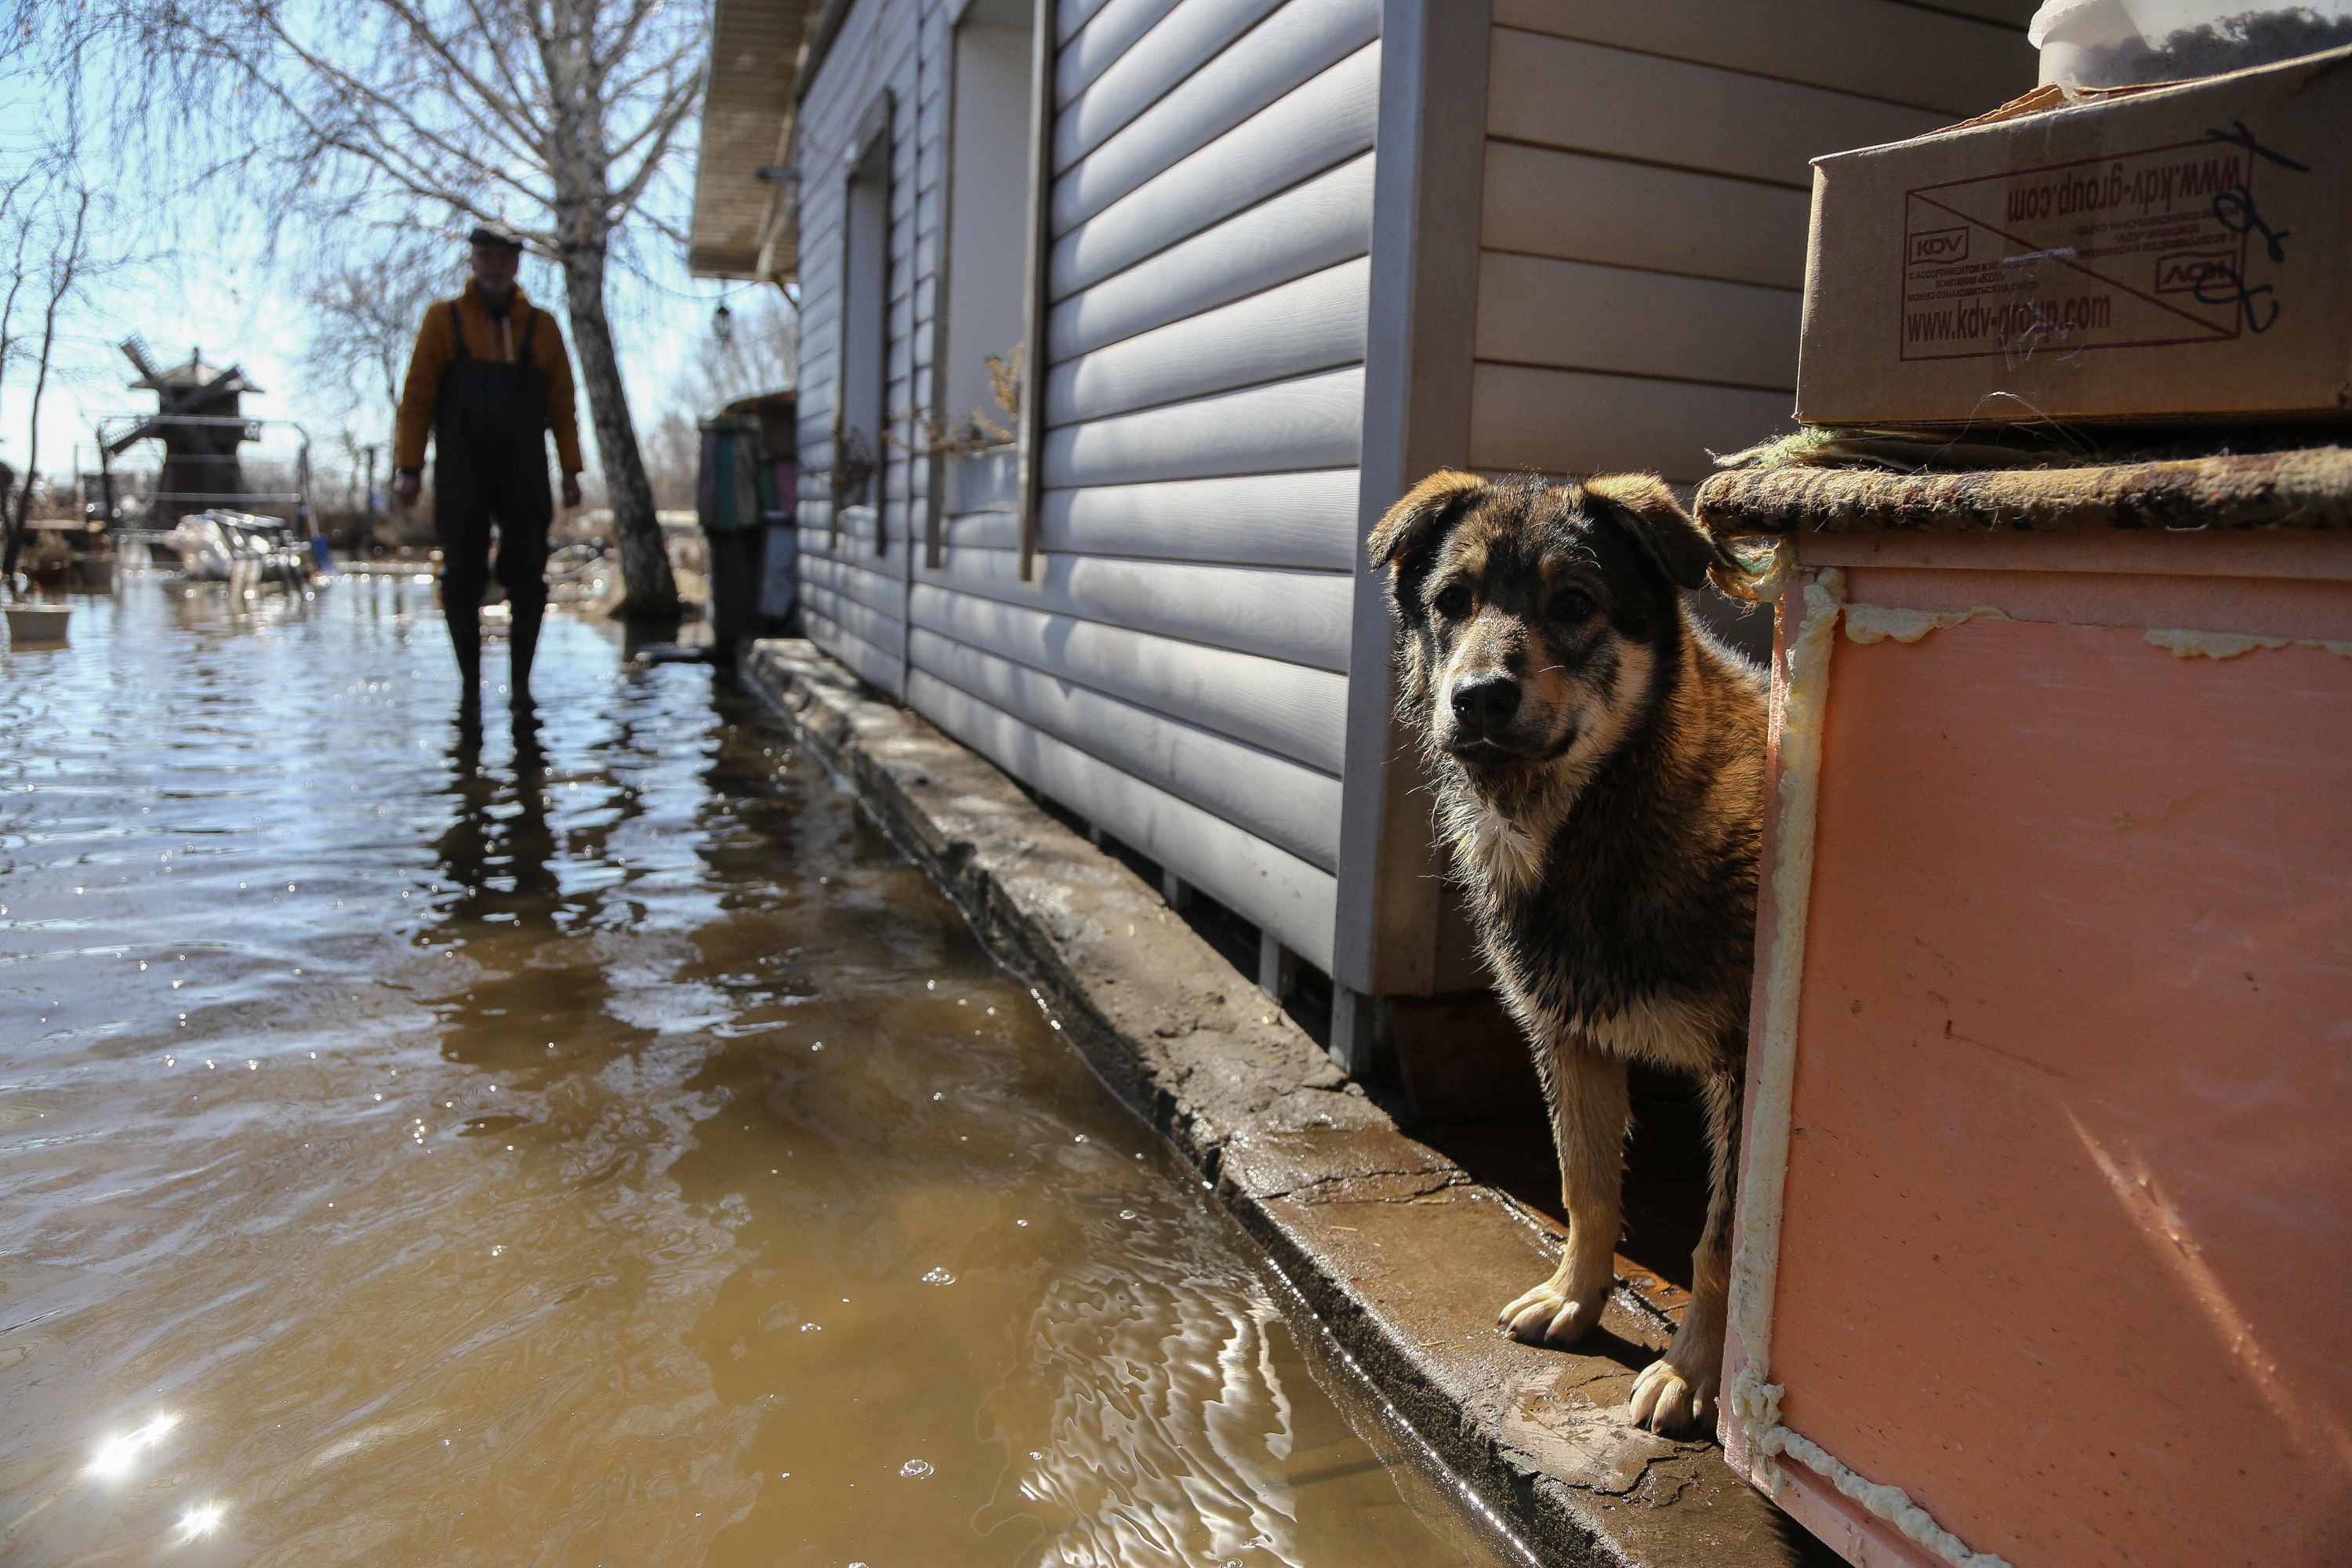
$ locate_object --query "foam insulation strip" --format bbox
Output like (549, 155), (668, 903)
(1842, 604), (2007, 644)
(1724, 566), (1842, 1440)
(2145, 628), (2352, 659)
(1761, 1428), (2016, 1568)
(1725, 567), (2017, 1568)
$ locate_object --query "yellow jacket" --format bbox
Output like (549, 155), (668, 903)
(394, 281), (583, 474)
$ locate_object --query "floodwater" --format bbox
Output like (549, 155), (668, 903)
(0, 577), (1519, 1566)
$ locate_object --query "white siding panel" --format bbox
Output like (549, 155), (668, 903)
(801, 548), (908, 622)
(933, 546), (1353, 671)
(1468, 362), (1793, 482)
(1044, 257), (1368, 424)
(909, 586), (1349, 771)
(1487, 30), (1947, 189)
(1491, 0), (2033, 118)
(907, 671), (1339, 970)
(1056, 0), (1184, 103)
(800, 575), (905, 653)
(1041, 468), (1359, 570)
(1051, 0), (1379, 234)
(1481, 143), (1810, 289)
(807, 607), (906, 695)
(1047, 151), (1374, 361)
(1054, 0), (1287, 171)
(939, 510), (1022, 550)
(910, 633), (1343, 867)
(1057, 0), (1116, 45)
(800, 591), (905, 678)
(1040, 365), (1363, 488)
(1047, 42), (1377, 299)
(1475, 252), (1799, 390)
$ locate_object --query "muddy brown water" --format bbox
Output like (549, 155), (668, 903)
(0, 578), (1524, 1566)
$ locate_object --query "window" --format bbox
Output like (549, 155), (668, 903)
(935, 0), (1034, 563)
(835, 117), (890, 548)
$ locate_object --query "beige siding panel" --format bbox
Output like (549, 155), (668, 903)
(1047, 152), (1374, 362)
(1040, 365), (1363, 489)
(909, 585), (1349, 771)
(909, 633), (1343, 868)
(932, 544), (1355, 670)
(1047, 42), (1377, 299)
(1487, 31), (1947, 189)
(1044, 257), (1368, 424)
(1892, 0), (2038, 25)
(1480, 142), (1810, 289)
(1475, 252), (1799, 390)
(907, 670), (1338, 969)
(1468, 362), (1792, 481)
(1054, 0), (1287, 171)
(1490, 0), (2034, 118)
(1043, 467), (1359, 569)
(1051, 0), (1378, 233)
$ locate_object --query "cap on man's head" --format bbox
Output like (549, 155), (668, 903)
(468, 222), (526, 252)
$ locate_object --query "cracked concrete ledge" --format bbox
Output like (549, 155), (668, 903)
(741, 638), (1822, 1568)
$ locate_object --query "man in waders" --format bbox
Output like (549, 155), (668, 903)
(393, 223), (585, 720)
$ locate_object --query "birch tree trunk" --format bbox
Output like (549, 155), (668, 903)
(558, 237), (673, 619)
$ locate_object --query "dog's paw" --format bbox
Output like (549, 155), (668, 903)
(1497, 1276), (1609, 1345)
(1627, 1354), (1717, 1435)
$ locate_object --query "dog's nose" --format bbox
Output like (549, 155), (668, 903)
(1450, 673), (1521, 728)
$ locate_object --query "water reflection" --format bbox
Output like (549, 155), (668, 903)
(0, 579), (1520, 1566)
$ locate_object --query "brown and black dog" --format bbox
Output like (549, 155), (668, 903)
(1369, 470), (1766, 1434)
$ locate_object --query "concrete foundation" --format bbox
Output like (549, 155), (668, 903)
(742, 637), (1825, 1568)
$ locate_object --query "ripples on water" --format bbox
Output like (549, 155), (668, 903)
(0, 579), (1518, 1566)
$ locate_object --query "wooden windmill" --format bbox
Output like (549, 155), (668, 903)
(109, 337), (260, 525)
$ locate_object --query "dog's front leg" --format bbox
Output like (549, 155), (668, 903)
(1629, 1064), (1740, 1433)
(1498, 1037), (1626, 1345)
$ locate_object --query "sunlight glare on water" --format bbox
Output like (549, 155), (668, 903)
(0, 577), (1519, 1566)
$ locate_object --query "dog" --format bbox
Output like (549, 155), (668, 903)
(1368, 470), (1766, 1435)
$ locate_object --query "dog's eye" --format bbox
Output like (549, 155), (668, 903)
(1549, 590), (1595, 622)
(1432, 583), (1472, 619)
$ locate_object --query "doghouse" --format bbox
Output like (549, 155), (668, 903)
(1697, 449), (2352, 1568)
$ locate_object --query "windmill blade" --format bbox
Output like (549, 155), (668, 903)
(104, 419), (165, 456)
(121, 336), (162, 382)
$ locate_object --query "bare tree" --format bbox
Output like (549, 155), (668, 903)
(301, 240), (454, 546)
(3, 186), (94, 583)
(303, 239), (456, 425)
(641, 406), (699, 512)
(59, 0), (704, 619)
(684, 289), (800, 413)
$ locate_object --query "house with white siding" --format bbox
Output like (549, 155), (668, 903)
(688, 0), (2038, 1069)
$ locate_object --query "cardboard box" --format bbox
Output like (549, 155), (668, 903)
(1796, 46), (2352, 426)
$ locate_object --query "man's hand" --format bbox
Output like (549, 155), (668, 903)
(393, 470), (422, 510)
(561, 472), (583, 510)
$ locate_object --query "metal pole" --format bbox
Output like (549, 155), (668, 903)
(294, 432), (314, 539)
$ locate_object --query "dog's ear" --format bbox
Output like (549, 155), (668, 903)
(1368, 470), (1486, 581)
(1583, 474), (1713, 591)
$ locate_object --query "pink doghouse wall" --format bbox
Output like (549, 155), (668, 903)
(1741, 545), (2352, 1568)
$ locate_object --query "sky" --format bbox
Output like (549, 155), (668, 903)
(0, 55), (780, 498)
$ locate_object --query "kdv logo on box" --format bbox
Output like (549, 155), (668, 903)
(1907, 226), (1969, 267)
